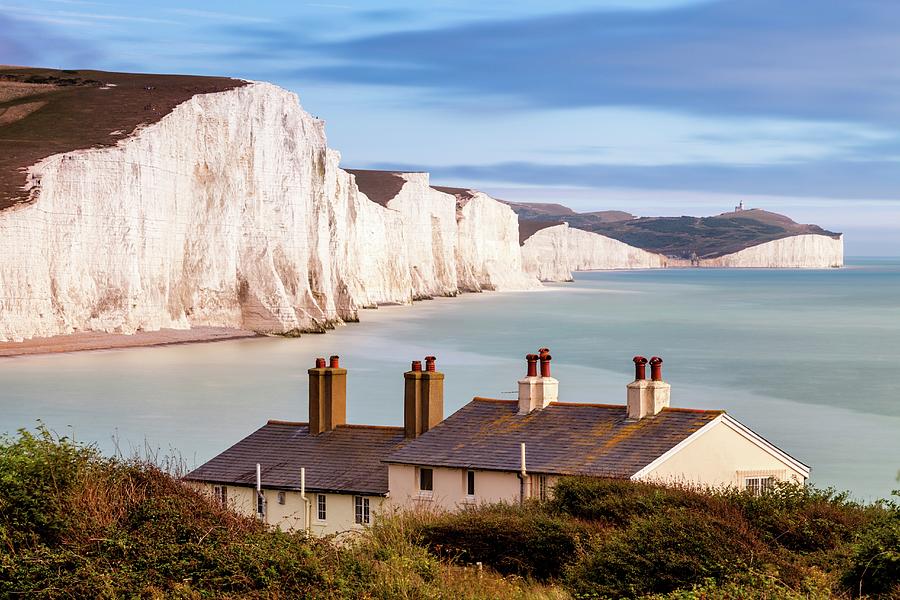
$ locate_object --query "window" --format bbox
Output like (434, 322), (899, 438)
(256, 491), (265, 517)
(419, 468), (434, 492)
(354, 496), (370, 525)
(317, 494), (327, 521)
(213, 485), (227, 506)
(745, 477), (775, 496)
(466, 470), (475, 497)
(537, 475), (547, 501)
(277, 491), (286, 505)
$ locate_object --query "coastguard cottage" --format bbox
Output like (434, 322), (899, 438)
(186, 351), (809, 534)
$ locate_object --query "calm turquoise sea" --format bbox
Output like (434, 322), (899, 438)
(2, 258), (898, 499)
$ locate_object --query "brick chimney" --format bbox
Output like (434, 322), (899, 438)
(626, 355), (670, 419)
(404, 356), (444, 438)
(518, 349), (558, 414)
(308, 355), (347, 434)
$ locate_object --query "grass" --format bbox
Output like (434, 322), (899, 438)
(1, 426), (897, 598)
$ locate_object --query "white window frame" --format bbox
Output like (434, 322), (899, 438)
(317, 494), (327, 521)
(277, 491), (286, 505)
(466, 470), (476, 498)
(354, 495), (370, 525)
(745, 476), (775, 496)
(213, 485), (227, 506)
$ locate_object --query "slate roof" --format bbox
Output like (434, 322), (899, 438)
(385, 399), (722, 478)
(185, 421), (406, 496)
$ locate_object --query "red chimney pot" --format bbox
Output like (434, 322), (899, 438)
(633, 356), (648, 380)
(526, 354), (538, 377)
(329, 355), (340, 369)
(315, 357), (326, 369)
(411, 360), (422, 372)
(538, 347), (550, 357)
(650, 356), (663, 381)
(539, 354), (552, 378)
(424, 355), (436, 372)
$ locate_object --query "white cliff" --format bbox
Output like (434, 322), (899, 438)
(456, 192), (538, 291)
(0, 82), (536, 342)
(522, 223), (667, 281)
(376, 173), (460, 299)
(692, 234), (844, 268)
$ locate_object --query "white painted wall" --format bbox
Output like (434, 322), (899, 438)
(192, 482), (385, 536)
(387, 464), (524, 511)
(637, 418), (808, 489)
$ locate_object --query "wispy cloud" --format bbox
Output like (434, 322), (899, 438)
(384, 158), (900, 202)
(225, 0), (900, 126)
(168, 8), (272, 25)
(0, 3), (179, 26)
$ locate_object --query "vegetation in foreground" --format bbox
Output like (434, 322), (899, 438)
(1, 427), (898, 599)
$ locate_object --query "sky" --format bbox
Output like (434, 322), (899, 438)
(3, 0), (900, 254)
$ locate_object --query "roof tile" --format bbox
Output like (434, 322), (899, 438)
(385, 399), (721, 477)
(185, 421), (406, 495)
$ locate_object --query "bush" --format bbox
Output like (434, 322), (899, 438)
(0, 426), (563, 599)
(419, 503), (589, 580)
(549, 477), (712, 525)
(0, 426), (330, 597)
(0, 425), (98, 547)
(565, 508), (764, 599)
(842, 499), (900, 598)
(721, 482), (870, 554)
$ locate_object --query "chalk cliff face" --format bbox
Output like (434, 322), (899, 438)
(0, 83), (535, 342)
(456, 192), (538, 291)
(377, 174), (460, 299)
(0, 76), (846, 342)
(522, 223), (667, 281)
(684, 234), (844, 268)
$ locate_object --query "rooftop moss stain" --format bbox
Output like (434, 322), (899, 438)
(385, 399), (721, 477)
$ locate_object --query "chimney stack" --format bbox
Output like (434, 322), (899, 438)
(309, 355), (347, 434)
(518, 348), (559, 414)
(404, 356), (444, 438)
(626, 355), (670, 419)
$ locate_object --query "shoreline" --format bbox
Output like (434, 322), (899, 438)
(0, 327), (261, 358)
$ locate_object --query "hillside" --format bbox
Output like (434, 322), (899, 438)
(507, 200), (841, 259)
(2, 427), (898, 598)
(0, 67), (245, 209)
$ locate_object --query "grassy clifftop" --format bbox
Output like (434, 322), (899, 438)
(1, 427), (897, 599)
(0, 67), (245, 210)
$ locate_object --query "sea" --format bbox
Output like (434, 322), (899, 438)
(2, 258), (898, 500)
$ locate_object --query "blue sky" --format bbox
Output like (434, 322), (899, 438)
(3, 0), (899, 254)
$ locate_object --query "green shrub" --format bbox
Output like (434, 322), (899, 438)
(549, 477), (711, 525)
(565, 508), (764, 599)
(419, 503), (588, 580)
(842, 499), (900, 598)
(0, 425), (99, 547)
(0, 427), (563, 599)
(720, 482), (870, 554)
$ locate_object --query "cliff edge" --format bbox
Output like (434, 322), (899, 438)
(0, 71), (535, 342)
